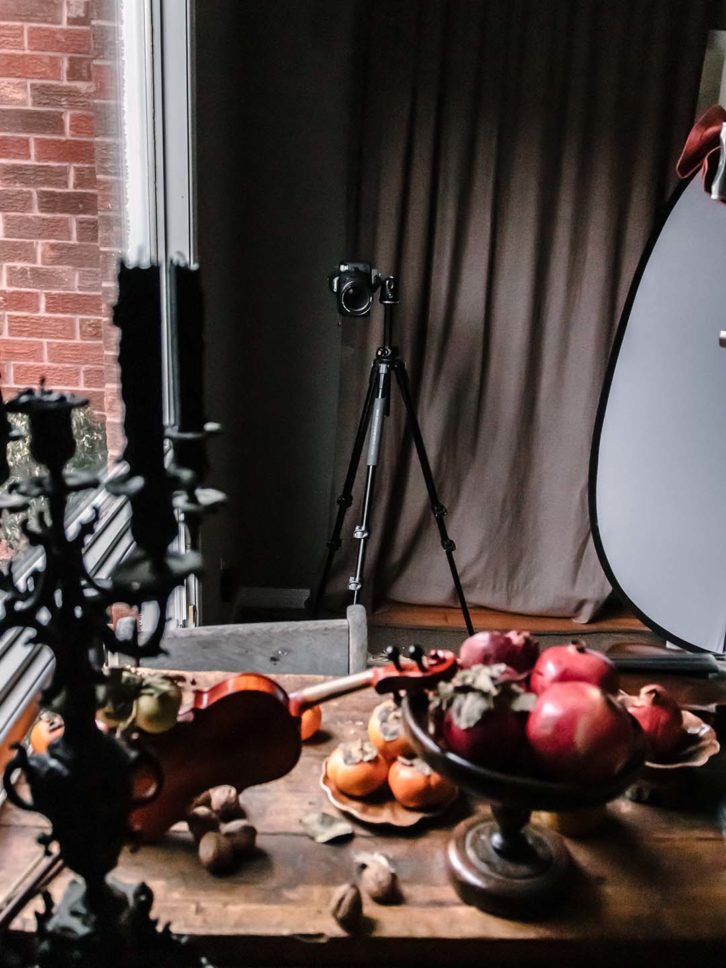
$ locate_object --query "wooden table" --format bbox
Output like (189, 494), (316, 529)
(3, 673), (726, 967)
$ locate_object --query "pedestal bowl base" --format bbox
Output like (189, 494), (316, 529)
(447, 814), (571, 919)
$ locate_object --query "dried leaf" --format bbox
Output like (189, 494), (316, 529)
(301, 811), (354, 843)
(511, 691), (537, 713)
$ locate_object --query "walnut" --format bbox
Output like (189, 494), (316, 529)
(198, 831), (237, 876)
(221, 819), (257, 856)
(330, 882), (363, 932)
(209, 784), (243, 820)
(186, 805), (219, 843)
(360, 860), (399, 904)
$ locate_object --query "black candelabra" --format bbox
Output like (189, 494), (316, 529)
(0, 261), (221, 968)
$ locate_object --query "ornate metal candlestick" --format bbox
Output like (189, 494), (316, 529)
(0, 263), (220, 967)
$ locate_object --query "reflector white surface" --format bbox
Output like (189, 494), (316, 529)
(592, 176), (726, 653)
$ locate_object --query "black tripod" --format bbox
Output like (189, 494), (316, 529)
(311, 275), (474, 636)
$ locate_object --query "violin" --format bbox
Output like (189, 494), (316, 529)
(129, 645), (456, 842)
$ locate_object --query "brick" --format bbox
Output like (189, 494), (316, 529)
(0, 338), (43, 362)
(37, 189), (95, 214)
(81, 365), (104, 387)
(76, 267), (100, 289)
(65, 56), (91, 83)
(34, 137), (93, 163)
(84, 389), (104, 412)
(0, 107), (63, 134)
(0, 136), (29, 159)
(0, 55), (61, 81)
(67, 0), (90, 26)
(75, 216), (96, 241)
(0, 189), (32, 211)
(0, 2), (62, 24)
(47, 339), (102, 364)
(90, 1), (116, 24)
(91, 60), (116, 101)
(68, 111), (93, 137)
(98, 213), (120, 247)
(0, 162), (68, 187)
(44, 291), (101, 314)
(4, 213), (71, 239)
(96, 176), (120, 211)
(91, 102), (118, 139)
(91, 24), (117, 59)
(101, 318), (117, 351)
(0, 79), (27, 105)
(0, 240), (36, 262)
(0, 291), (39, 312)
(0, 25), (24, 50)
(94, 140), (119, 177)
(7, 313), (75, 338)
(27, 28), (91, 55)
(41, 241), (98, 267)
(13, 362), (80, 385)
(8, 265), (73, 289)
(72, 164), (95, 189)
(30, 83), (90, 110)
(78, 316), (102, 339)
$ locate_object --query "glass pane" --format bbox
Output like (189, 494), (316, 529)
(0, 0), (127, 562)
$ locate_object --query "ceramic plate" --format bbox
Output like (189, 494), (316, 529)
(320, 759), (458, 827)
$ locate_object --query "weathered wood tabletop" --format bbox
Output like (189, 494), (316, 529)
(3, 672), (726, 967)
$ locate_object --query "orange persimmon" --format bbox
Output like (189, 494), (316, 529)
(300, 704), (322, 741)
(29, 713), (64, 754)
(326, 739), (388, 798)
(367, 700), (414, 761)
(387, 756), (457, 810)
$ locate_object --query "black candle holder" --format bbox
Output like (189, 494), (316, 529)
(0, 265), (220, 967)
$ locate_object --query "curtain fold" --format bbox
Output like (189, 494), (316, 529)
(328, 0), (709, 621)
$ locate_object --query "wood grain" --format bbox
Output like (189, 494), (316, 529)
(2, 673), (725, 967)
(371, 601), (648, 634)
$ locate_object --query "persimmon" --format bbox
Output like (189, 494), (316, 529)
(367, 700), (414, 761)
(326, 739), (388, 798)
(387, 756), (457, 810)
(300, 704), (322, 741)
(29, 713), (64, 754)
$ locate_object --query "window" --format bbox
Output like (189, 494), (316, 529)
(0, 0), (195, 777)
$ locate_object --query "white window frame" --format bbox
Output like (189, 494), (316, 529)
(0, 0), (197, 774)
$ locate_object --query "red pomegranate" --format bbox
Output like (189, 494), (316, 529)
(626, 684), (684, 761)
(525, 681), (635, 783)
(459, 630), (539, 675)
(530, 642), (618, 695)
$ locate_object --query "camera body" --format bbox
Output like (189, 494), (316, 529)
(328, 261), (381, 317)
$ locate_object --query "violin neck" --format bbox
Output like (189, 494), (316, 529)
(288, 669), (375, 716)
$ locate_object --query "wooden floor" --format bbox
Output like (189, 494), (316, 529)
(370, 600), (648, 635)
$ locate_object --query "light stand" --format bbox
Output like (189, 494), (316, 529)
(312, 274), (474, 636)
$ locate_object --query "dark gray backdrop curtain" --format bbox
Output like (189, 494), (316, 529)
(328, 0), (708, 621)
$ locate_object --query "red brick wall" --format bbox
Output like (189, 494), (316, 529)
(0, 0), (124, 460)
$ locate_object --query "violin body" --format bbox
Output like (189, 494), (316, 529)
(129, 649), (457, 843)
(130, 674), (301, 843)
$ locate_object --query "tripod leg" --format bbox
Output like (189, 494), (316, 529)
(310, 360), (378, 617)
(392, 360), (475, 636)
(348, 362), (389, 602)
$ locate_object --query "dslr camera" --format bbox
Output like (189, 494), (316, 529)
(328, 261), (381, 317)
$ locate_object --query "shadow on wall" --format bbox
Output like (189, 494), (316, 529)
(195, 0), (363, 624)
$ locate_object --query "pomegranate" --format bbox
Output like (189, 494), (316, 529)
(626, 684), (684, 761)
(526, 681), (635, 783)
(530, 642), (618, 695)
(459, 630), (539, 674)
(432, 664), (534, 771)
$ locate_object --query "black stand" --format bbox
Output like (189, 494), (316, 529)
(311, 277), (474, 636)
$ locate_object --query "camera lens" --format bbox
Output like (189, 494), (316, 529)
(341, 281), (372, 316)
